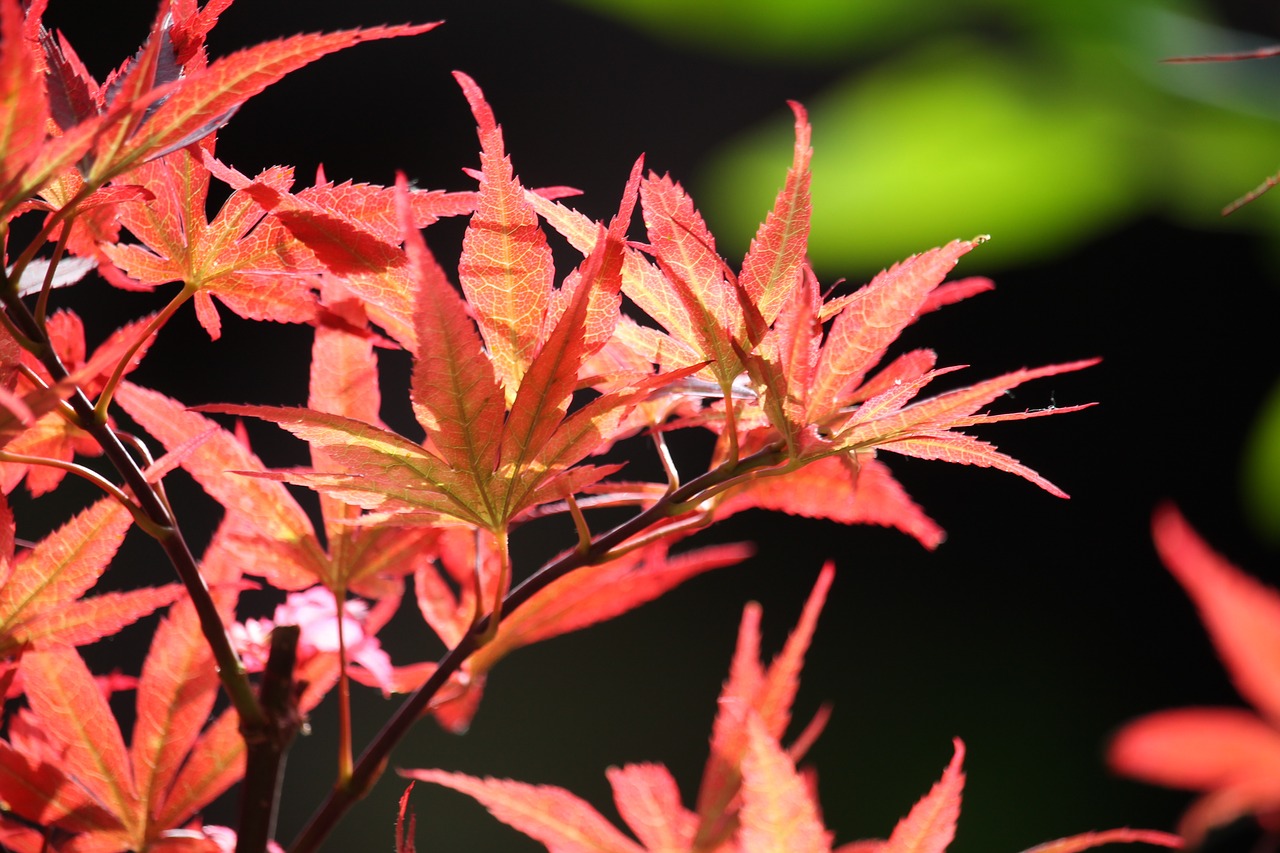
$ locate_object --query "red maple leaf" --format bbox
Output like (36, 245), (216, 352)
(0, 493), (179, 656)
(1110, 504), (1280, 844)
(0, 517), (245, 852)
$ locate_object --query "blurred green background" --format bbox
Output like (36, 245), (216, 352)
(29, 0), (1280, 850)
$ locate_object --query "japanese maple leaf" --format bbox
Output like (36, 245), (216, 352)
(97, 145), (325, 339)
(1, 309), (153, 494)
(0, 518), (249, 852)
(34, 0), (437, 185)
(1109, 504), (1280, 844)
(0, 493), (180, 655)
(851, 742), (1178, 853)
(529, 104), (1093, 548)
(201, 75), (667, 540)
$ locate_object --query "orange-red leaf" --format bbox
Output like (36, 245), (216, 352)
(116, 382), (326, 589)
(98, 22), (440, 178)
(131, 599), (221, 824)
(399, 173), (504, 495)
(22, 648), (140, 835)
(640, 171), (744, 384)
(454, 71), (555, 401)
(810, 240), (980, 421)
(739, 101), (812, 329)
(717, 454), (945, 550)
(881, 739), (965, 853)
(605, 763), (697, 851)
(738, 713), (831, 853)
(401, 768), (646, 853)
(472, 541), (751, 675)
(0, 495), (155, 652)
(697, 562), (835, 835)
(1152, 503), (1280, 725)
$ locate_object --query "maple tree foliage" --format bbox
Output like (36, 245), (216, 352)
(0, 0), (1154, 850)
(404, 565), (1180, 853)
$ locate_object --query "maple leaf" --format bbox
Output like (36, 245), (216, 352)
(98, 148), (323, 339)
(0, 492), (179, 654)
(0, 517), (250, 852)
(853, 742), (1178, 853)
(198, 77), (656, 540)
(1109, 504), (1280, 844)
(531, 104), (1092, 547)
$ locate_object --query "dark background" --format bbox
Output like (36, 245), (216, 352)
(21, 1), (1280, 851)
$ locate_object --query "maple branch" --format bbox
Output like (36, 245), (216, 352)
(0, 284), (268, 732)
(238, 625), (302, 853)
(287, 443), (791, 853)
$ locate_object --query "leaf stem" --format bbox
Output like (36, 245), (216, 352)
(335, 587), (354, 788)
(95, 285), (195, 420)
(0, 450), (139, 513)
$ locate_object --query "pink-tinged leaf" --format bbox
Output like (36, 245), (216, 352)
(606, 763), (697, 851)
(156, 708), (244, 829)
(473, 542), (751, 674)
(1109, 707), (1280, 791)
(204, 402), (490, 526)
(15, 584), (183, 647)
(839, 360), (1097, 444)
(401, 768), (646, 853)
(22, 647), (140, 832)
(718, 454), (945, 550)
(697, 564), (834, 838)
(810, 240), (980, 420)
(877, 432), (1069, 498)
(115, 382), (326, 589)
(131, 599), (221, 822)
(917, 277), (994, 317)
(1151, 504), (1280, 726)
(454, 71), (556, 402)
(245, 182), (405, 278)
(740, 101), (812, 329)
(756, 560), (835, 737)
(398, 173), (504, 491)
(881, 739), (965, 853)
(738, 713), (832, 853)
(498, 227), (607, 511)
(1017, 829), (1183, 853)
(101, 22), (440, 177)
(0, 496), (134, 652)
(640, 172), (744, 381)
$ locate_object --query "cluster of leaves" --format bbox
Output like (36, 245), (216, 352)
(0, 0), (1175, 851)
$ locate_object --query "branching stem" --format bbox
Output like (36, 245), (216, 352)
(287, 443), (789, 853)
